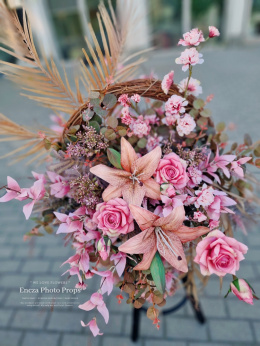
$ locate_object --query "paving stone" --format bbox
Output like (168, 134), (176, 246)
(61, 334), (100, 346)
(245, 249), (259, 262)
(22, 332), (60, 346)
(236, 263), (256, 280)
(226, 299), (260, 319)
(125, 313), (164, 338)
(107, 292), (132, 313)
(0, 309), (13, 327)
(12, 310), (48, 329)
(0, 290), (7, 303)
(253, 321), (260, 343)
(47, 311), (85, 332)
(44, 246), (71, 258)
(247, 233), (260, 247)
(21, 260), (50, 273)
(14, 247), (42, 258)
(145, 341), (186, 346)
(187, 297), (227, 318)
(0, 330), (22, 346)
(204, 278), (230, 297)
(209, 320), (254, 342)
(101, 336), (142, 346)
(0, 274), (30, 288)
(189, 343), (232, 346)
(4, 291), (37, 308)
(0, 260), (21, 273)
(166, 317), (208, 340)
(0, 247), (13, 258)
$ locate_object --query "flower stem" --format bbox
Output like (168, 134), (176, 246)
(184, 66), (193, 99)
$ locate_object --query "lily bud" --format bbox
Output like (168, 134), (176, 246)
(160, 183), (176, 197)
(225, 278), (259, 305)
(97, 237), (111, 261)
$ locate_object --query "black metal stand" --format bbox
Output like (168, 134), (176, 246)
(131, 276), (206, 342)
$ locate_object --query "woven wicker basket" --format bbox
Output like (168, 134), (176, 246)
(65, 79), (195, 131)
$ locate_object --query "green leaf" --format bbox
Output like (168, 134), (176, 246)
(216, 122), (226, 133)
(91, 114), (102, 125)
(107, 116), (118, 129)
(244, 133), (253, 146)
(67, 134), (78, 142)
(200, 109), (212, 118)
(89, 121), (100, 133)
(193, 98), (205, 110)
(117, 126), (127, 137)
(232, 278), (240, 291)
(137, 138), (147, 149)
(105, 129), (117, 141)
(94, 106), (107, 117)
(150, 251), (166, 294)
(90, 98), (100, 107)
(107, 148), (122, 168)
(103, 94), (117, 109)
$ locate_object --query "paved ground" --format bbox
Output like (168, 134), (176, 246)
(0, 45), (260, 346)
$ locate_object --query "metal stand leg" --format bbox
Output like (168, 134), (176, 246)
(131, 307), (141, 342)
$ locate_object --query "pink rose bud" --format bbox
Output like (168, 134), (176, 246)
(226, 278), (259, 305)
(97, 237), (111, 261)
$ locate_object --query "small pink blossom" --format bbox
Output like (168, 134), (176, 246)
(229, 279), (258, 305)
(110, 252), (127, 276)
(62, 266), (82, 283)
(118, 94), (129, 107)
(209, 220), (219, 230)
(155, 152), (188, 189)
(81, 318), (103, 337)
(162, 115), (179, 126)
(92, 270), (114, 295)
(160, 183), (176, 198)
(144, 114), (160, 125)
(75, 282), (87, 290)
(121, 106), (132, 125)
(161, 70), (174, 94)
(177, 114), (196, 137)
(47, 171), (70, 198)
(93, 198), (134, 237)
(187, 166), (203, 188)
(131, 94), (141, 103)
(79, 292), (109, 323)
(230, 157), (251, 179)
(0, 176), (22, 202)
(146, 134), (163, 151)
(193, 211), (207, 222)
(97, 238), (111, 261)
(129, 116), (151, 138)
(178, 77), (202, 97)
(206, 190), (237, 221)
(20, 179), (46, 220)
(175, 48), (204, 72)
(165, 95), (188, 116)
(208, 26), (220, 38)
(160, 194), (187, 217)
(178, 28), (205, 47)
(32, 171), (46, 183)
(195, 184), (215, 208)
(165, 271), (175, 292)
(194, 230), (248, 277)
(54, 208), (84, 234)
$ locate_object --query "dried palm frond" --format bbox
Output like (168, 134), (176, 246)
(0, 113), (56, 164)
(80, 0), (151, 93)
(0, 4), (82, 114)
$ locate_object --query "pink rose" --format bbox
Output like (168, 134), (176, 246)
(178, 28), (205, 47)
(93, 198), (134, 237)
(194, 230), (248, 277)
(155, 152), (188, 189)
(229, 278), (258, 305)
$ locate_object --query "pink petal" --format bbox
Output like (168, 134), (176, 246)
(7, 176), (21, 191)
(121, 182), (146, 206)
(134, 247), (157, 270)
(0, 191), (18, 202)
(120, 137), (138, 172)
(154, 206), (185, 231)
(132, 146), (162, 181)
(78, 300), (95, 311)
(102, 184), (123, 201)
(143, 178), (161, 200)
(23, 200), (35, 220)
(97, 303), (109, 323)
(119, 227), (156, 254)
(129, 205), (159, 231)
(175, 225), (209, 243)
(90, 164), (130, 186)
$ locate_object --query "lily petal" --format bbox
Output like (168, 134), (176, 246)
(134, 247), (157, 270)
(122, 182), (146, 206)
(157, 230), (188, 272)
(132, 146), (162, 181)
(175, 225), (209, 243)
(154, 206), (185, 231)
(143, 178), (161, 200)
(102, 184), (122, 201)
(129, 205), (159, 231)
(120, 137), (138, 172)
(119, 227), (155, 254)
(90, 164), (130, 186)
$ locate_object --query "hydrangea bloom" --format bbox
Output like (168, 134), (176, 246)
(121, 106), (132, 125)
(118, 94), (129, 106)
(131, 94), (141, 103)
(178, 28), (205, 47)
(130, 115), (151, 138)
(175, 48), (204, 72)
(165, 95), (188, 116)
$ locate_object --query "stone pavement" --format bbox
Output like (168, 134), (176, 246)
(0, 46), (260, 346)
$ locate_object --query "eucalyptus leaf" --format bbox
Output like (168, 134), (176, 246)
(200, 108), (212, 118)
(137, 138), (147, 149)
(105, 129), (117, 141)
(107, 116), (118, 129)
(94, 106), (107, 117)
(90, 98), (100, 107)
(92, 114), (102, 125)
(150, 251), (166, 294)
(103, 94), (117, 109)
(193, 98), (205, 110)
(89, 121), (100, 133)
(107, 148), (122, 169)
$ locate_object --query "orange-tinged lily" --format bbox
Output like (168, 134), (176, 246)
(119, 205), (209, 272)
(90, 137), (161, 206)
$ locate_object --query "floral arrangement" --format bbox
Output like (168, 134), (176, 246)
(0, 2), (260, 337)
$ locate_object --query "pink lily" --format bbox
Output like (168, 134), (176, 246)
(206, 190), (237, 221)
(32, 171), (46, 183)
(207, 147), (236, 180)
(110, 252), (127, 276)
(230, 157), (252, 179)
(81, 318), (103, 336)
(47, 171), (70, 198)
(0, 176), (22, 202)
(119, 205), (209, 272)
(79, 292), (109, 323)
(91, 269), (114, 295)
(90, 137), (161, 206)
(20, 179), (46, 219)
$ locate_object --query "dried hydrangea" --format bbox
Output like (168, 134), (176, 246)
(66, 125), (108, 158)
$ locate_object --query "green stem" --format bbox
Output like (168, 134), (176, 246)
(184, 65), (192, 99)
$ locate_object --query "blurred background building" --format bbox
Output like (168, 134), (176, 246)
(1, 0), (260, 61)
